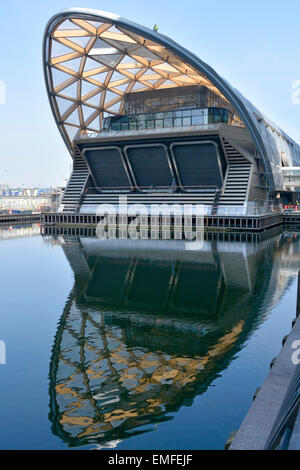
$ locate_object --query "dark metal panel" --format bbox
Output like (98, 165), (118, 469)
(82, 146), (133, 192)
(124, 143), (175, 192)
(170, 140), (223, 191)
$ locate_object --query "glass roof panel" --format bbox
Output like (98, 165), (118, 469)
(81, 79), (100, 96)
(65, 107), (80, 126)
(51, 67), (70, 87)
(66, 36), (91, 48)
(56, 96), (74, 116)
(47, 15), (237, 142)
(59, 80), (78, 99)
(130, 46), (160, 60)
(64, 124), (80, 141)
(59, 57), (82, 71)
(84, 93), (102, 107)
(57, 19), (82, 30)
(81, 104), (96, 122)
(86, 20), (104, 28)
(87, 115), (101, 131)
(91, 53), (123, 68)
(51, 40), (75, 58)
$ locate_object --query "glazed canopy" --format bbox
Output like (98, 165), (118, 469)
(43, 8), (300, 189)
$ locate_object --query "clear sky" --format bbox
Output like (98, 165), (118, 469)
(0, 0), (299, 187)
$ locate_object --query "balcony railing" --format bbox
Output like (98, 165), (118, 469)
(75, 123), (223, 141)
(75, 107), (243, 141)
(102, 107), (230, 132)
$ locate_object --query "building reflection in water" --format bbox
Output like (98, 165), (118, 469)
(0, 224), (40, 240)
(45, 229), (300, 447)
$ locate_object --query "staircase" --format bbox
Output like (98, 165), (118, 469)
(61, 150), (89, 213)
(219, 139), (252, 206)
(212, 189), (221, 215)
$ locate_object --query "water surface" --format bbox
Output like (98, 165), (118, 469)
(0, 225), (299, 449)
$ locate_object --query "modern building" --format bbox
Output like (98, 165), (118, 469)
(43, 8), (300, 217)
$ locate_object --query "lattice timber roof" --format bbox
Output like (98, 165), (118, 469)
(44, 12), (232, 148)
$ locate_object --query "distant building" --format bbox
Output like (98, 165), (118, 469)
(43, 8), (300, 215)
(0, 187), (63, 211)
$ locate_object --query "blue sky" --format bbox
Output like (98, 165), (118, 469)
(0, 0), (299, 187)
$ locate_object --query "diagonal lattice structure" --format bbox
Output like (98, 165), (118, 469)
(44, 14), (241, 148)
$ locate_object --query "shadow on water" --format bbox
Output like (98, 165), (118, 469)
(44, 227), (300, 448)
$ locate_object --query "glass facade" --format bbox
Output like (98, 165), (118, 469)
(103, 107), (230, 132)
(101, 85), (244, 132)
(125, 85), (231, 114)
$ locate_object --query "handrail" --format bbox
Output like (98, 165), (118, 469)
(75, 123), (221, 140)
(265, 270), (300, 449)
(76, 173), (90, 212)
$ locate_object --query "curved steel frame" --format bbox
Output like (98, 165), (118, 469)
(43, 8), (300, 191)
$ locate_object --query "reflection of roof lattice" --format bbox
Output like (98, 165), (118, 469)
(48, 17), (233, 146)
(52, 299), (245, 444)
